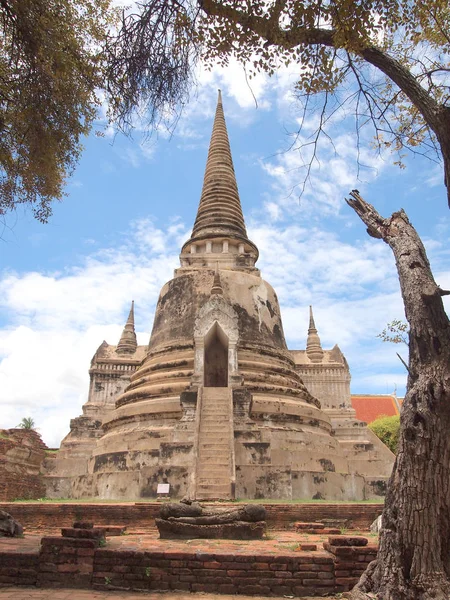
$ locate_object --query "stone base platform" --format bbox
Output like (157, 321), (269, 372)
(0, 529), (378, 597)
(156, 519), (265, 539)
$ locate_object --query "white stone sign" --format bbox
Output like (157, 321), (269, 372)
(157, 483), (170, 495)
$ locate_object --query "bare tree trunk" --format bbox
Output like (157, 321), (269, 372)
(344, 191), (450, 600)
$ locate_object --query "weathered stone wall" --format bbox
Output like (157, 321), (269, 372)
(150, 270), (288, 352)
(0, 502), (383, 533)
(0, 429), (47, 501)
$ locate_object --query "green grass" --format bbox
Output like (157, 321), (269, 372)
(10, 497), (384, 504)
(12, 497), (138, 503)
(235, 498), (384, 504)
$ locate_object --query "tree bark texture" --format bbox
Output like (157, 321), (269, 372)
(345, 191), (450, 600)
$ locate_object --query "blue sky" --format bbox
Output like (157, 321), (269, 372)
(1, 61), (449, 447)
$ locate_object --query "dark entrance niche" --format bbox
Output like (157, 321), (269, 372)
(204, 322), (228, 387)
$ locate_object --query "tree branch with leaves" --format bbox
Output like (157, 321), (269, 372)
(0, 0), (115, 222)
(106, 0), (450, 206)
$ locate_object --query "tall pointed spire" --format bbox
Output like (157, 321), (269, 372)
(116, 301), (137, 355)
(180, 91), (258, 268)
(306, 306), (324, 363)
(191, 90), (250, 242)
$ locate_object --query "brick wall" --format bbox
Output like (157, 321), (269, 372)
(92, 549), (337, 596)
(0, 429), (47, 501)
(262, 503), (383, 530)
(0, 502), (383, 533)
(324, 537), (378, 592)
(0, 534), (377, 595)
(38, 537), (98, 588)
(0, 552), (39, 586)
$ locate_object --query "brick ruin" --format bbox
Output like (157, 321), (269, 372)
(0, 429), (47, 501)
(0, 501), (382, 595)
(0, 516), (379, 596)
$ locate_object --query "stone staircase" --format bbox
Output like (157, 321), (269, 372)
(195, 387), (234, 500)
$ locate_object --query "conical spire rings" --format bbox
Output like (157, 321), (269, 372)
(306, 305), (324, 363)
(116, 301), (137, 355)
(181, 91), (258, 265)
(192, 90), (247, 240)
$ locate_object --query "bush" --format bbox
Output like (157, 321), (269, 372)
(369, 415), (400, 454)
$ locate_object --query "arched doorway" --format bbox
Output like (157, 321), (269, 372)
(204, 322), (228, 387)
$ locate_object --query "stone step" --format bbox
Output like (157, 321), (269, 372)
(197, 478), (230, 485)
(195, 386), (233, 500)
(197, 455), (228, 462)
(202, 402), (229, 405)
(200, 413), (229, 418)
(196, 484), (231, 494)
(197, 466), (229, 474)
(339, 439), (374, 447)
(197, 471), (230, 480)
(197, 451), (228, 457)
(199, 440), (229, 446)
(198, 459), (228, 466)
(199, 424), (228, 430)
(201, 401), (229, 407)
(196, 489), (231, 498)
(201, 416), (228, 420)
(197, 471), (229, 479)
(196, 494), (233, 501)
(198, 441), (229, 448)
(197, 449), (228, 457)
(202, 399), (228, 403)
(198, 432), (229, 440)
(197, 463), (229, 471)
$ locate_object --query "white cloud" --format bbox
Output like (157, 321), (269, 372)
(0, 218), (188, 447)
(250, 221), (408, 383)
(258, 126), (388, 219)
(2, 211), (448, 448)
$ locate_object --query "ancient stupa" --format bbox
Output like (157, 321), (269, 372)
(45, 92), (393, 500)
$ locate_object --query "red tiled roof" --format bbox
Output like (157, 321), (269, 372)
(351, 395), (401, 424)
